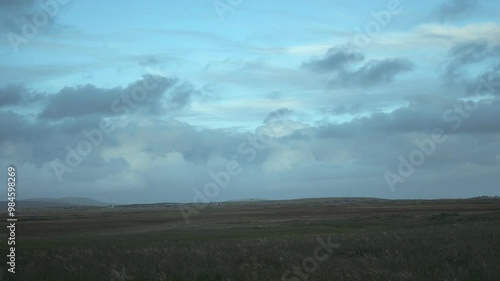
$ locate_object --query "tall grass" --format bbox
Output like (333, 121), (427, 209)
(5, 213), (500, 281)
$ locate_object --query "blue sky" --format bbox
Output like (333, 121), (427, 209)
(1, 0), (500, 203)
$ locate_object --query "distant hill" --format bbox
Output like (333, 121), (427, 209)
(1, 197), (112, 209)
(224, 198), (269, 202)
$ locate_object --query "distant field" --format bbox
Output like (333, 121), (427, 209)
(1, 197), (500, 281)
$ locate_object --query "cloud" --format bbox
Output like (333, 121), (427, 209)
(302, 47), (414, 87)
(262, 144), (314, 173)
(316, 96), (500, 137)
(2, 94), (500, 202)
(0, 0), (38, 32)
(461, 62), (500, 97)
(166, 81), (201, 111)
(301, 47), (365, 73)
(433, 0), (478, 22)
(336, 58), (414, 87)
(441, 40), (500, 96)
(0, 84), (26, 107)
(447, 39), (489, 67)
(263, 108), (294, 124)
(321, 104), (364, 116)
(0, 0), (68, 35)
(0, 74), (204, 169)
(138, 56), (163, 67)
(0, 110), (118, 166)
(0, 110), (43, 142)
(443, 40), (500, 81)
(38, 75), (185, 119)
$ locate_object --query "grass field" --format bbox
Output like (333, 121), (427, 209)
(1, 197), (500, 281)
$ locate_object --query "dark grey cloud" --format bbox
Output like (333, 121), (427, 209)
(57, 115), (106, 134)
(301, 47), (364, 73)
(0, 110), (41, 142)
(316, 97), (500, 138)
(0, 84), (25, 106)
(462, 62), (500, 97)
(433, 0), (478, 22)
(443, 40), (500, 79)
(321, 104), (363, 116)
(39, 75), (183, 119)
(0, 84), (43, 107)
(0, 74), (206, 169)
(166, 81), (200, 111)
(448, 40), (489, 66)
(0, 110), (119, 166)
(336, 58), (414, 87)
(302, 47), (414, 87)
(443, 40), (500, 95)
(39, 84), (122, 119)
(0, 74), (206, 171)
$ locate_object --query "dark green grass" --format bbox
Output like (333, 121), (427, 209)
(2, 212), (500, 281)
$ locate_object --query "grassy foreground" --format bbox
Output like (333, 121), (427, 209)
(1, 198), (500, 280)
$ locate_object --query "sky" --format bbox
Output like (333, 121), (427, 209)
(1, 0), (499, 204)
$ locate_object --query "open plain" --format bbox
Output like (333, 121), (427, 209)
(2, 197), (500, 281)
